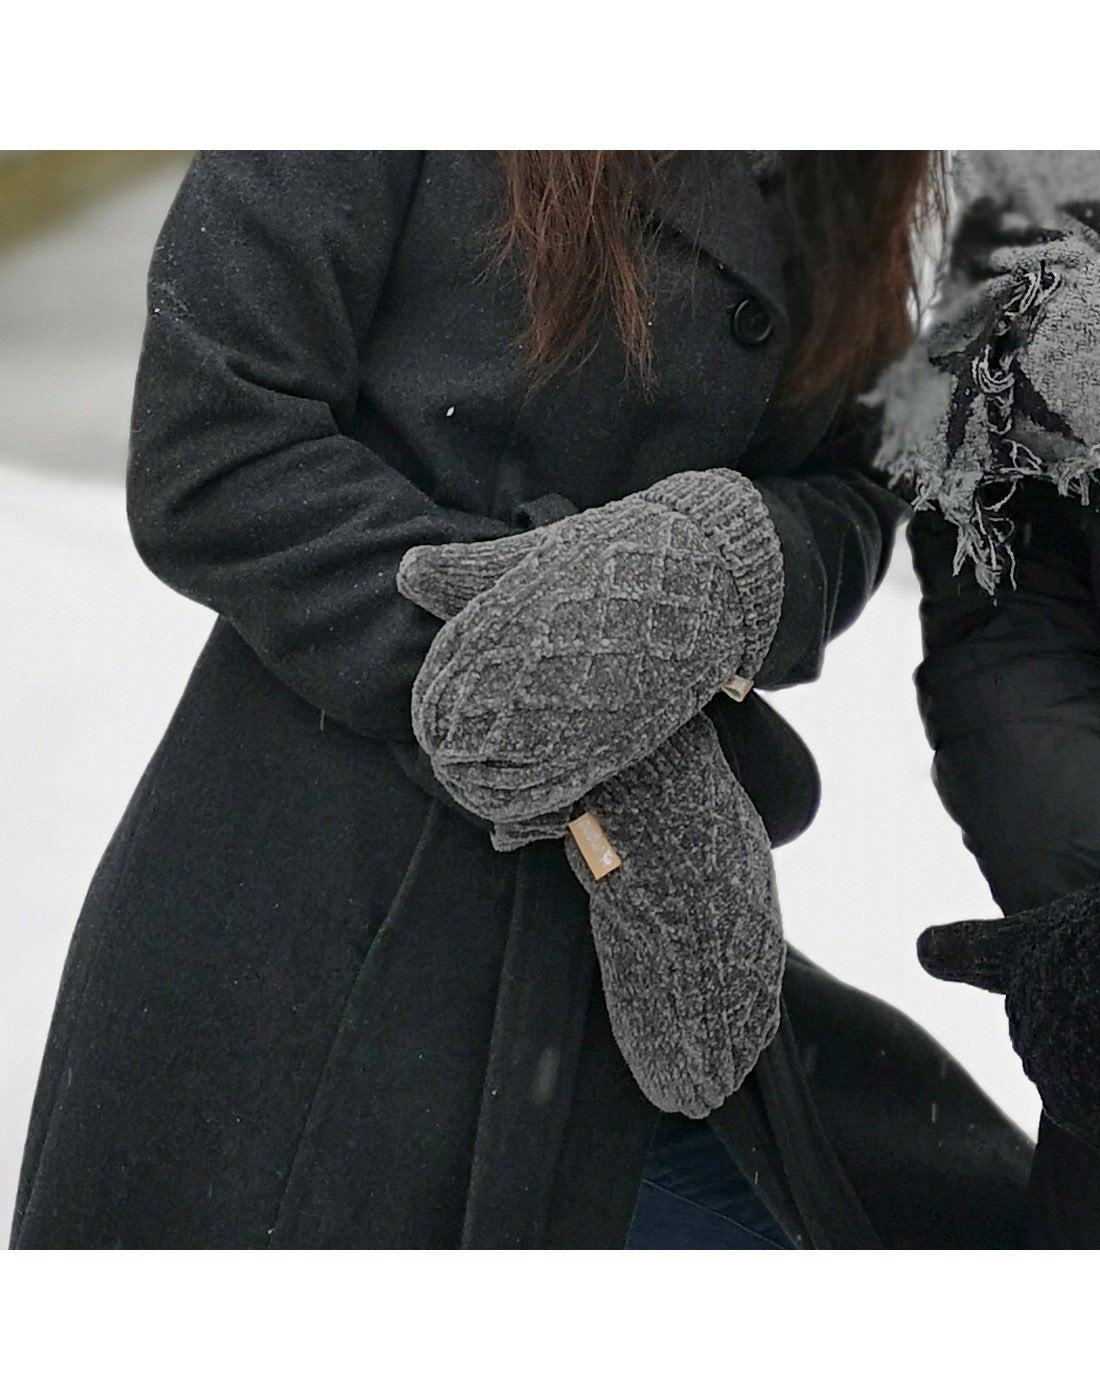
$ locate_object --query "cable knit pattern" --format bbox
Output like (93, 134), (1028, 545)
(400, 468), (784, 824)
(397, 470), (788, 1115)
(564, 711), (785, 1117)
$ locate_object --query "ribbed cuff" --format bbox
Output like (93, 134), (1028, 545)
(641, 468), (784, 678)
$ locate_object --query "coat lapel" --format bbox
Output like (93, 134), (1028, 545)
(642, 150), (792, 335)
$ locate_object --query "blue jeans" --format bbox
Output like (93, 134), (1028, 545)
(625, 1113), (794, 1249)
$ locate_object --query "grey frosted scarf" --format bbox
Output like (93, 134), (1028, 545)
(864, 150), (1100, 593)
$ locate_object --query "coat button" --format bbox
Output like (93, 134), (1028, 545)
(730, 296), (774, 347)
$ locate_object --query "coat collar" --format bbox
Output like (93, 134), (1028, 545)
(642, 150), (791, 336)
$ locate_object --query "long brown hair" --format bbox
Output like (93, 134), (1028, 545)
(491, 151), (949, 409)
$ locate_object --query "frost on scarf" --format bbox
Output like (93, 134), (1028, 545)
(862, 151), (1100, 594)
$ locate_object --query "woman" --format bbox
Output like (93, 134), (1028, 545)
(9, 151), (1032, 1249)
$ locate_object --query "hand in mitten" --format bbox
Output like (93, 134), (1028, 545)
(396, 509), (787, 1115)
(918, 883), (1100, 1147)
(396, 467), (782, 825)
(864, 151), (1100, 594)
(563, 709), (785, 1117)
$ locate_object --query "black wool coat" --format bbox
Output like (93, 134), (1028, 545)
(11, 151), (1032, 1249)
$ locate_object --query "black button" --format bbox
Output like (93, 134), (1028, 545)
(730, 296), (774, 347)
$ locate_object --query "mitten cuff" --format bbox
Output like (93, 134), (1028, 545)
(641, 468), (784, 678)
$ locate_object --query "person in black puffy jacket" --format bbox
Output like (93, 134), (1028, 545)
(886, 150), (1100, 1247)
(909, 490), (1100, 1247)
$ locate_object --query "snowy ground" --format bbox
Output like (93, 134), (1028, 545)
(0, 163), (1041, 1240)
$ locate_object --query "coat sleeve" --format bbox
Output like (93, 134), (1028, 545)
(751, 406), (910, 690)
(908, 487), (1100, 915)
(126, 150), (576, 743)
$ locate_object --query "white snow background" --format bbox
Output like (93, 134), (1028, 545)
(0, 163), (1041, 1238)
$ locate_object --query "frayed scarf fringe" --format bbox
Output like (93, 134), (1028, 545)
(904, 443), (1100, 595)
(880, 259), (1099, 595)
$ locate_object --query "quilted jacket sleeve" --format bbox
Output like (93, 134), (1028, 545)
(909, 486), (1100, 914)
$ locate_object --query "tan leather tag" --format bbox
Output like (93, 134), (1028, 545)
(567, 811), (622, 881)
(721, 674), (754, 702)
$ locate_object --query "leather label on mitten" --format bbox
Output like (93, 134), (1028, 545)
(567, 811), (622, 880)
(721, 674), (754, 702)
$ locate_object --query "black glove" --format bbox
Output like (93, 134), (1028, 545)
(918, 883), (1100, 1147)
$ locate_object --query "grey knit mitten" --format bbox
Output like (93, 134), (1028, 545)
(397, 468), (783, 826)
(864, 150), (1100, 594)
(563, 710), (785, 1117)
(397, 502), (787, 1116)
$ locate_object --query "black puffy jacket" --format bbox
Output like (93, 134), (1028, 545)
(910, 483), (1100, 1245)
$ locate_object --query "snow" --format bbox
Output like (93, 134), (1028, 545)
(765, 557), (1041, 1137)
(0, 462), (215, 1228)
(0, 162), (1042, 1242)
